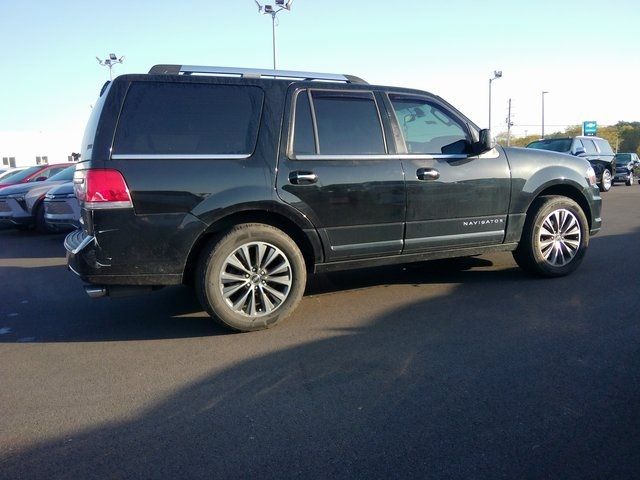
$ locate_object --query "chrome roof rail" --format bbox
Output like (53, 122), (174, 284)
(148, 64), (368, 84)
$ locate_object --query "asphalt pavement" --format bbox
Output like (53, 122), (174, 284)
(1, 186), (639, 479)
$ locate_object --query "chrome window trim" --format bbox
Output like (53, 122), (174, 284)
(293, 154), (469, 161)
(111, 154), (251, 160)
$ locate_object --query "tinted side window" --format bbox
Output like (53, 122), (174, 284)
(389, 95), (470, 154)
(582, 139), (598, 155)
(595, 139), (613, 155)
(311, 91), (386, 155)
(114, 82), (264, 156)
(292, 91), (316, 155)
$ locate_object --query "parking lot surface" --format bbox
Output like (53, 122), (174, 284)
(1, 186), (639, 479)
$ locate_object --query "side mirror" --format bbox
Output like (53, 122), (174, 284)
(473, 129), (493, 155)
(573, 147), (587, 157)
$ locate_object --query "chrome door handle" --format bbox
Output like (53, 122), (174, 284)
(416, 168), (440, 181)
(289, 171), (318, 185)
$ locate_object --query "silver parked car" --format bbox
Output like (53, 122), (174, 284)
(0, 166), (75, 232)
(44, 181), (80, 230)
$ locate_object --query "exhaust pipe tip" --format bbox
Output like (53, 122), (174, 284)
(84, 285), (107, 299)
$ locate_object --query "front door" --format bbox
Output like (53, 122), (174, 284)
(276, 88), (406, 261)
(386, 93), (511, 252)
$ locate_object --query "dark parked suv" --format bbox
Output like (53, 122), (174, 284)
(66, 65), (602, 331)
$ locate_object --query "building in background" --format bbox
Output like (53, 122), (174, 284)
(0, 131), (82, 167)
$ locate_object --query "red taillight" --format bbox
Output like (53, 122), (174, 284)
(74, 169), (133, 209)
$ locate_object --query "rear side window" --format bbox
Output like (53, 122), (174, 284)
(582, 139), (598, 155)
(292, 92), (316, 155)
(310, 91), (385, 155)
(113, 82), (264, 156)
(594, 139), (613, 155)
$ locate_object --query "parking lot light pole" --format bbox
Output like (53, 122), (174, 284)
(254, 0), (293, 70)
(96, 53), (125, 80)
(541, 91), (549, 138)
(488, 70), (502, 132)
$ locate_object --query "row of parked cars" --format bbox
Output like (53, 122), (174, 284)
(0, 164), (79, 232)
(526, 136), (640, 191)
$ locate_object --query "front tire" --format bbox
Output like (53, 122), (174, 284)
(626, 172), (634, 186)
(195, 223), (307, 332)
(513, 196), (589, 277)
(599, 169), (612, 192)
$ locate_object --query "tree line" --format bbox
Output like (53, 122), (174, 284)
(496, 121), (640, 154)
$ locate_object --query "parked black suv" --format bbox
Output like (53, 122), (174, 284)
(612, 152), (640, 186)
(66, 65), (602, 331)
(526, 136), (616, 192)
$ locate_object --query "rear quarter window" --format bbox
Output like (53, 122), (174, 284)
(594, 139), (614, 155)
(113, 82), (264, 156)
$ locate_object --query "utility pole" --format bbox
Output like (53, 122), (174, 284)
(541, 91), (549, 138)
(506, 98), (513, 147)
(255, 0), (293, 70)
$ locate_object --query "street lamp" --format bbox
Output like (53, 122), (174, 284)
(96, 53), (125, 80)
(541, 91), (549, 138)
(254, 0), (293, 69)
(488, 70), (502, 132)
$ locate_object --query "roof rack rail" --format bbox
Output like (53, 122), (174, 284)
(148, 64), (368, 84)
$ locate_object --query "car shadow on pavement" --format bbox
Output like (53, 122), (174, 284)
(1, 231), (639, 479)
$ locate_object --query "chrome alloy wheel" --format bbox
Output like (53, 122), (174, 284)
(538, 209), (582, 267)
(219, 241), (292, 317)
(602, 169), (612, 190)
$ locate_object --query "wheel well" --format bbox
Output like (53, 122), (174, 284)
(182, 210), (318, 284)
(531, 185), (592, 228)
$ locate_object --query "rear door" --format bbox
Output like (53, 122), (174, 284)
(386, 93), (511, 252)
(276, 87), (406, 261)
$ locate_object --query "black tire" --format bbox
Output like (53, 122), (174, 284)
(34, 203), (51, 233)
(626, 172), (633, 186)
(599, 169), (612, 192)
(513, 196), (589, 277)
(195, 223), (307, 332)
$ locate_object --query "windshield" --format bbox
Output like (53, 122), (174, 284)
(614, 153), (631, 162)
(0, 166), (40, 183)
(49, 166), (76, 182)
(527, 138), (573, 153)
(0, 168), (27, 181)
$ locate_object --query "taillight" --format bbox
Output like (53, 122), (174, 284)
(73, 169), (133, 210)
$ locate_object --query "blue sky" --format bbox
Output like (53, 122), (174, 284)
(1, 0), (639, 144)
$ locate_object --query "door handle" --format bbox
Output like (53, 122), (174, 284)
(289, 171), (318, 185)
(416, 168), (440, 181)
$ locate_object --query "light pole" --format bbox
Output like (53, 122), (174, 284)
(541, 91), (549, 138)
(96, 53), (125, 80)
(488, 70), (502, 132)
(254, 0), (293, 70)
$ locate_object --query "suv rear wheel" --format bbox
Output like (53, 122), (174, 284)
(513, 196), (589, 277)
(599, 169), (612, 192)
(196, 223), (307, 332)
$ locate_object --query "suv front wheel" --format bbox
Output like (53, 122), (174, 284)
(513, 196), (589, 277)
(196, 223), (307, 332)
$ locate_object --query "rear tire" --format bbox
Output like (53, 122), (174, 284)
(513, 196), (589, 277)
(195, 223), (307, 332)
(599, 169), (612, 192)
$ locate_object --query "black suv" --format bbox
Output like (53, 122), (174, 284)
(526, 136), (616, 192)
(66, 65), (602, 331)
(612, 152), (640, 186)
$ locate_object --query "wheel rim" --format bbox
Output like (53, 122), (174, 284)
(538, 209), (582, 267)
(602, 170), (612, 189)
(219, 241), (292, 317)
